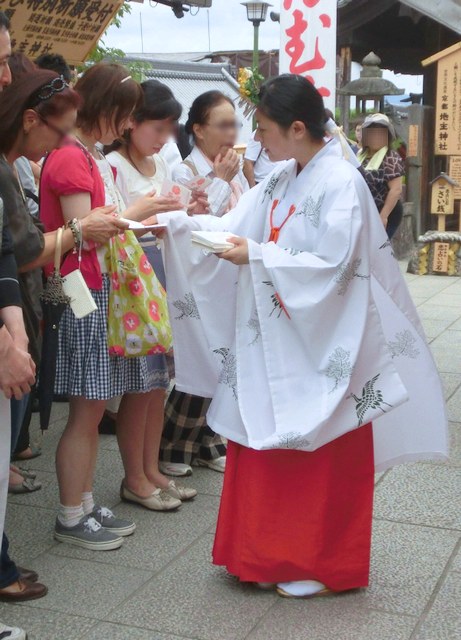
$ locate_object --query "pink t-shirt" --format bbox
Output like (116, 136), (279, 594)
(40, 143), (105, 289)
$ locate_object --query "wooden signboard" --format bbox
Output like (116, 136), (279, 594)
(431, 179), (455, 215)
(433, 47), (461, 155)
(408, 125), (419, 158)
(432, 242), (450, 273)
(449, 156), (461, 199)
(1, 0), (124, 65)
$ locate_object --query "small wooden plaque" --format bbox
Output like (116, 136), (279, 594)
(449, 156), (461, 199)
(408, 125), (419, 158)
(432, 242), (450, 273)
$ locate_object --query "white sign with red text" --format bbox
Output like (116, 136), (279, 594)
(279, 0), (337, 112)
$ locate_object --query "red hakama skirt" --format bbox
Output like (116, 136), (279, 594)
(212, 424), (374, 592)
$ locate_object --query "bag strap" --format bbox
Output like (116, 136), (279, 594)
(39, 140), (94, 224)
(54, 227), (63, 274)
(182, 159), (199, 176)
(23, 188), (39, 205)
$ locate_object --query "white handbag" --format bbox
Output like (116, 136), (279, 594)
(59, 225), (97, 320)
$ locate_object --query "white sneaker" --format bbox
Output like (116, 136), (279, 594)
(159, 462), (193, 477)
(0, 622), (27, 639)
(194, 456), (226, 473)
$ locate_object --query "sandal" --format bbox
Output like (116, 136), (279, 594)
(18, 467), (37, 480)
(8, 478), (42, 494)
(10, 465), (37, 480)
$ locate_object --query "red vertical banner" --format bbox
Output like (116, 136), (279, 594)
(279, 0), (337, 111)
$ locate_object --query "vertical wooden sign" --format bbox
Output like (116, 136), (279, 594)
(432, 242), (450, 273)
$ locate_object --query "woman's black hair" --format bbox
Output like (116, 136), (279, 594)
(36, 53), (72, 84)
(134, 79), (182, 123)
(257, 74), (326, 141)
(176, 123), (193, 159)
(104, 79), (182, 154)
(185, 90), (234, 139)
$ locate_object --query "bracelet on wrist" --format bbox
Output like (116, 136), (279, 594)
(67, 218), (82, 249)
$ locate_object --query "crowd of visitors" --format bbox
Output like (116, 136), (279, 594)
(0, 9), (447, 640)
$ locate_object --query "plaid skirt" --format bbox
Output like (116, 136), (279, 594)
(54, 275), (155, 400)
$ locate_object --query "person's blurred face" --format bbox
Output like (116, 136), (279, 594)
(193, 100), (240, 159)
(362, 126), (388, 153)
(0, 27), (12, 90)
(21, 107), (77, 161)
(130, 117), (176, 157)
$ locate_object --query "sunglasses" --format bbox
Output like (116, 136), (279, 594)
(36, 76), (68, 102)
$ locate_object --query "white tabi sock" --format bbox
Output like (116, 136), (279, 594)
(58, 504), (84, 528)
(81, 491), (95, 516)
(277, 580), (326, 597)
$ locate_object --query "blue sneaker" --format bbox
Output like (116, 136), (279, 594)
(90, 505), (136, 537)
(54, 515), (123, 551)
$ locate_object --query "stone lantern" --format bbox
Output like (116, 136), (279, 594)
(338, 51), (404, 119)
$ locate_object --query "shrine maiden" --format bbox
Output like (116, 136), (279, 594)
(153, 75), (448, 598)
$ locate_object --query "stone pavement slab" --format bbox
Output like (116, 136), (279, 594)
(0, 265), (459, 640)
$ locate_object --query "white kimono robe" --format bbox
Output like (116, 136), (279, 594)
(158, 142), (448, 472)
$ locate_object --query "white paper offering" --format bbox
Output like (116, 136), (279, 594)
(190, 231), (235, 253)
(160, 179), (192, 208)
(186, 175), (213, 191)
(119, 218), (167, 231)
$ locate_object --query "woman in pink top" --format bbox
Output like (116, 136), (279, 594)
(41, 64), (182, 552)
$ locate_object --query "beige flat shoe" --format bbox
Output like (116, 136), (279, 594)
(120, 482), (181, 511)
(164, 480), (197, 501)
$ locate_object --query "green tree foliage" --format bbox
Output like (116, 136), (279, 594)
(80, 2), (150, 82)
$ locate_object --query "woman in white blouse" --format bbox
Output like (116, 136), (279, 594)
(107, 80), (197, 507)
(173, 91), (249, 216)
(161, 92), (250, 477)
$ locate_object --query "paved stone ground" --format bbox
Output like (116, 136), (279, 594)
(0, 264), (460, 640)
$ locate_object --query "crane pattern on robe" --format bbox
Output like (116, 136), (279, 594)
(262, 281), (291, 319)
(213, 347), (238, 400)
(325, 346), (354, 393)
(348, 374), (393, 426)
(247, 312), (261, 346)
(295, 188), (326, 228)
(172, 292), (200, 320)
(277, 431), (312, 449)
(334, 257), (370, 296)
(386, 330), (420, 359)
(262, 170), (288, 203)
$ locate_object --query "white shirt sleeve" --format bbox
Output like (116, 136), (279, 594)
(160, 140), (182, 172)
(244, 134), (262, 162)
(172, 161), (232, 217)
